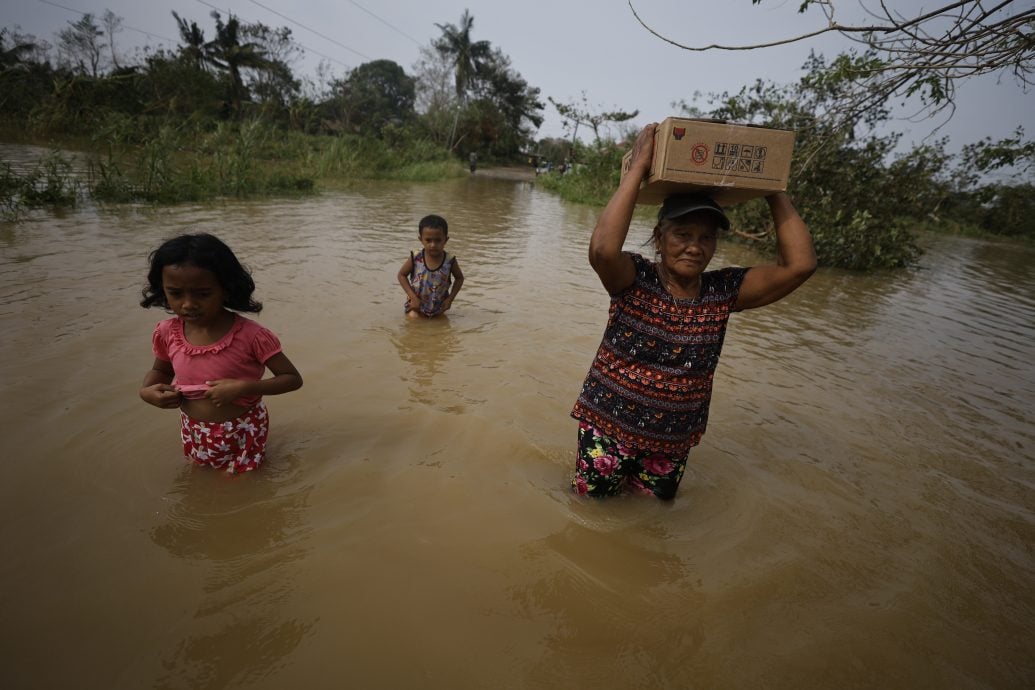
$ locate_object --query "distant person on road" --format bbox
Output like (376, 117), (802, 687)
(570, 123), (816, 499)
(469, 152), (477, 174)
(397, 214), (465, 319)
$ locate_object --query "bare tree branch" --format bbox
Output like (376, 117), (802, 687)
(628, 1), (1033, 79)
(630, 0), (1034, 134)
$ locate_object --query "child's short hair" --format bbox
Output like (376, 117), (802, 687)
(418, 214), (448, 236)
(141, 233), (262, 313)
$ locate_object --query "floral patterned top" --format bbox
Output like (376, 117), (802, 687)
(571, 252), (748, 455)
(409, 249), (455, 316)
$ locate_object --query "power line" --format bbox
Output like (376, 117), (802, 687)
(345, 0), (422, 46)
(36, 0), (177, 44)
(246, 0), (371, 60)
(196, 0), (354, 70)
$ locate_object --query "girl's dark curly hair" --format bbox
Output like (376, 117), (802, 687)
(140, 233), (262, 313)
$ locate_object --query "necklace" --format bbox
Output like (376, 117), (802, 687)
(656, 262), (700, 302)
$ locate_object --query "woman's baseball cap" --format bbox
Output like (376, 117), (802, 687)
(657, 193), (730, 231)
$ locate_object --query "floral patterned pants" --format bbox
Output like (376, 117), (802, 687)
(572, 422), (688, 499)
(179, 402), (269, 474)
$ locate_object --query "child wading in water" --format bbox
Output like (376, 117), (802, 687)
(571, 123), (817, 499)
(139, 233), (303, 474)
(397, 214), (465, 318)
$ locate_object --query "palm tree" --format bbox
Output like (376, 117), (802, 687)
(433, 9), (491, 149)
(206, 11), (271, 117)
(171, 12), (208, 71)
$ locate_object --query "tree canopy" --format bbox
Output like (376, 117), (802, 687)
(0, 10), (545, 163)
(424, 10), (545, 157)
(331, 59), (416, 137)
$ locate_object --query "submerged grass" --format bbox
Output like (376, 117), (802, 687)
(3, 116), (464, 207)
(0, 150), (82, 221)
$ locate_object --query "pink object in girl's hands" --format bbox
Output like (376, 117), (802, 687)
(175, 383), (211, 399)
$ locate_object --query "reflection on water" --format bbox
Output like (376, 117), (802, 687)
(1, 144), (1034, 688)
(389, 318), (466, 412)
(150, 461), (314, 690)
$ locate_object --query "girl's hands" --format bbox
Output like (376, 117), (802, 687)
(405, 294), (422, 313)
(140, 383), (183, 409)
(204, 379), (248, 407)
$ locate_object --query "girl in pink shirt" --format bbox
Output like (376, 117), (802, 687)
(139, 233), (303, 474)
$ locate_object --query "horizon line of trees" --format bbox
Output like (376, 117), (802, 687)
(0, 9), (545, 163)
(3, 8), (1033, 268)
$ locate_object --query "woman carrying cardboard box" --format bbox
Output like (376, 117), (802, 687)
(570, 122), (816, 499)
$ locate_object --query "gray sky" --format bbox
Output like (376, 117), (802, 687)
(8, 0), (1034, 154)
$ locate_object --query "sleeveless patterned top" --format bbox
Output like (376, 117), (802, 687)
(571, 252), (748, 455)
(409, 249), (455, 316)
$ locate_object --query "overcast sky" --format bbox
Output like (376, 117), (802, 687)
(8, 0), (1034, 154)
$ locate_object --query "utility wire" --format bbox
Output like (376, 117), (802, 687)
(36, 0), (177, 43)
(196, 0), (354, 69)
(345, 0), (422, 46)
(246, 0), (371, 60)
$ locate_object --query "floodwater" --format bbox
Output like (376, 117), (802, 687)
(1, 145), (1034, 689)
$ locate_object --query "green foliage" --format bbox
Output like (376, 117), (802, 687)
(89, 119), (314, 202)
(80, 113), (457, 203)
(962, 129), (1035, 176)
(471, 49), (544, 148)
(433, 10), (492, 102)
(330, 60), (416, 138)
(206, 12), (273, 117)
(429, 11), (544, 159)
(549, 49), (1035, 268)
(536, 142), (625, 206)
(0, 150), (81, 220)
(312, 126), (458, 180)
(137, 52), (224, 119)
(699, 55), (934, 268)
(975, 184), (1035, 237)
(936, 182), (1035, 238)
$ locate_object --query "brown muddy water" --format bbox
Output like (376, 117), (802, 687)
(1, 146), (1034, 689)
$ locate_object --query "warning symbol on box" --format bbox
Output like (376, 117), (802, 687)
(690, 143), (709, 165)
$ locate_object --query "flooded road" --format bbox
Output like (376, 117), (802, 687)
(2, 150), (1034, 688)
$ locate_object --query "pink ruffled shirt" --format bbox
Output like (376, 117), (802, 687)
(152, 314), (283, 407)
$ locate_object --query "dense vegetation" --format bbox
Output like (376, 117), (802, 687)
(2, 8), (1032, 269)
(0, 11), (542, 206)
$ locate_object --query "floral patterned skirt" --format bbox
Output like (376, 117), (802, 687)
(179, 401), (269, 474)
(572, 421), (688, 499)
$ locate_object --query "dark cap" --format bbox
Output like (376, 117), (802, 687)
(657, 193), (730, 231)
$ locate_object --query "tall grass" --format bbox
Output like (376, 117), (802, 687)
(6, 116), (462, 209)
(0, 151), (81, 221)
(89, 118), (315, 202)
(535, 143), (624, 206)
(83, 116), (461, 203)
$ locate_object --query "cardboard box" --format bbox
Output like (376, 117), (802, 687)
(621, 117), (795, 206)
